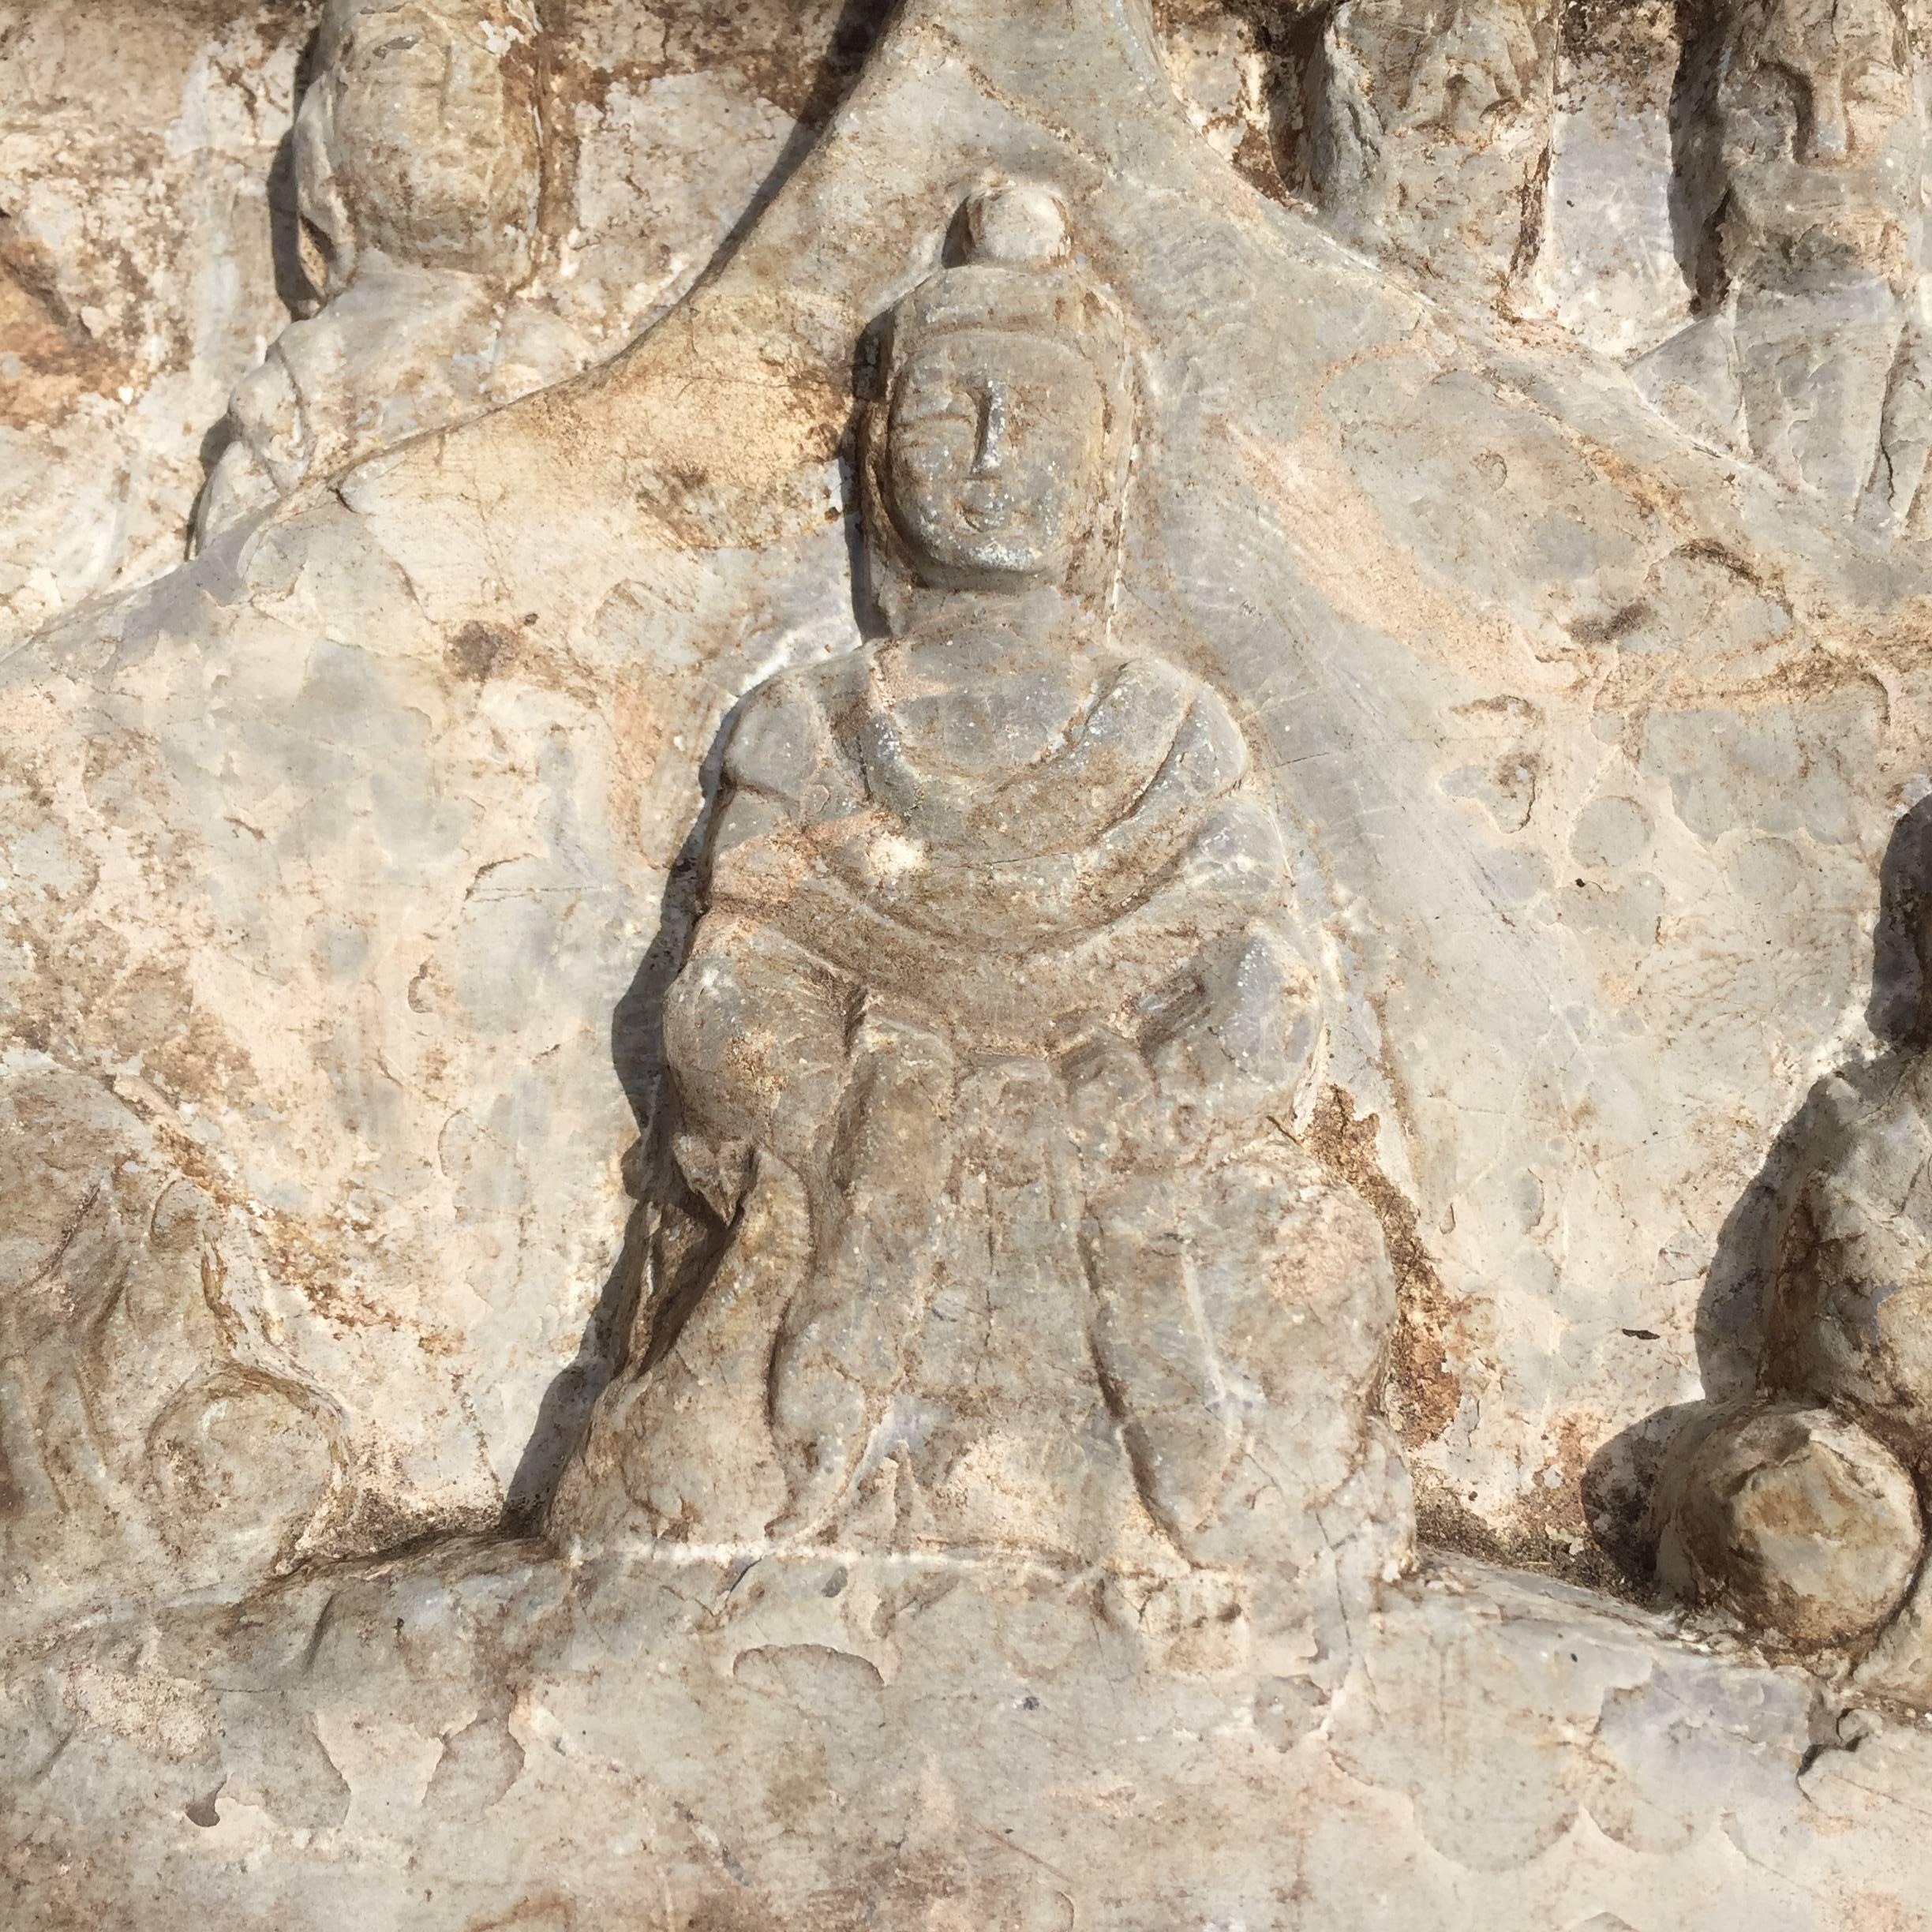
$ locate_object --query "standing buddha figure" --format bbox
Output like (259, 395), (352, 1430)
(554, 185), (1410, 1609)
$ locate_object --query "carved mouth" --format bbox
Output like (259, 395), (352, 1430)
(961, 487), (1010, 531)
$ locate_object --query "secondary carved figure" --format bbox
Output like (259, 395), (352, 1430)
(1637, 0), (1930, 517)
(193, 0), (586, 545)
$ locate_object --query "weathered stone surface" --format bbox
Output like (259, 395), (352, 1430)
(10, 0), (1932, 1921)
(1636, 0), (1931, 517)
(1296, 0), (1559, 301)
(0, 0), (889, 642)
(6, 1547), (1924, 1928)
(0, 0), (314, 640)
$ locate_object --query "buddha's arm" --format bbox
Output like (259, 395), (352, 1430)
(665, 666), (874, 1183)
(227, 346), (316, 496)
(661, 911), (852, 1194)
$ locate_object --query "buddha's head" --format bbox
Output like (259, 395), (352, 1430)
(1696, 0), (1923, 294)
(293, 0), (546, 307)
(863, 184), (1131, 606)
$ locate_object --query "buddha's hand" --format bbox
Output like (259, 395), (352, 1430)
(1140, 925), (1322, 1156)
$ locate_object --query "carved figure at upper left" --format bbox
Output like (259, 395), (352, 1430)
(554, 183), (1410, 1616)
(192, 0), (587, 546)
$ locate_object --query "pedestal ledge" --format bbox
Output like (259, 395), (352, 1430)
(2, 1542), (1920, 1928)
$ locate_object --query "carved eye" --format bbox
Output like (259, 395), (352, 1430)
(1729, 61), (1809, 158)
(897, 384), (978, 431)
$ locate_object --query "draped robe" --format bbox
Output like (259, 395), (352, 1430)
(560, 616), (1398, 1575)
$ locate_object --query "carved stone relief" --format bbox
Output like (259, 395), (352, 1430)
(1636, 0), (1932, 515)
(0, 0), (891, 642)
(554, 184), (1410, 1610)
(1294, 0), (1559, 298)
(193, 0), (590, 544)
(1652, 889), (1932, 1687)
(9, 0), (1932, 1923)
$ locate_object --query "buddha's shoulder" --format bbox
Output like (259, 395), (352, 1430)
(1107, 646), (1230, 717)
(1816, 1057), (1932, 1203)
(721, 653), (870, 809)
(1106, 650), (1247, 783)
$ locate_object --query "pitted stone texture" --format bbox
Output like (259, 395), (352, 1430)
(9, 0), (1932, 1622)
(1, 1552), (1924, 1929)
(9, 0), (1932, 1918)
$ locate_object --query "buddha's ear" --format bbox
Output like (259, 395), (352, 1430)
(857, 317), (927, 632)
(291, 83), (356, 310)
(1069, 332), (1138, 620)
(859, 397), (915, 635)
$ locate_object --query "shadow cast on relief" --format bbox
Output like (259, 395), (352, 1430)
(500, 702), (736, 1528)
(693, 0), (902, 298)
(1586, 796), (1932, 1605)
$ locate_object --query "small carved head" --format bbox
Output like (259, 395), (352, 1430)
(1724, 0), (1915, 169)
(1325, 0), (1552, 142)
(1691, 0), (1925, 289)
(294, 0), (546, 305)
(864, 183), (1131, 601)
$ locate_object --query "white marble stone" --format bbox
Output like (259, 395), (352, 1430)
(7, 0), (1932, 1923)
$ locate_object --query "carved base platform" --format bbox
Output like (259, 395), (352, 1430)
(1, 1547), (1915, 1928)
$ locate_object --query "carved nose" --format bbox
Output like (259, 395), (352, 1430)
(972, 389), (1008, 475)
(1801, 82), (1852, 164)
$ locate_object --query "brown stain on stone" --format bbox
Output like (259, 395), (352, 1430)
(542, 0), (892, 137)
(447, 621), (519, 683)
(1417, 1405), (1654, 1602)
(0, 240), (128, 432)
(1297, 1085), (1462, 1448)
(1562, 0), (1678, 84)
(462, 1889), (579, 1930)
(1411, 1462), (1646, 1600)
(650, 0), (891, 129)
(1148, 0), (1294, 205)
(1841, 1891), (1932, 1932)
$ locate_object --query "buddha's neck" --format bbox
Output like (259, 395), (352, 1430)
(888, 582), (1096, 651)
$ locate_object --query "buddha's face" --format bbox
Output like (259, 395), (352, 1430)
(886, 328), (1108, 589)
(295, 0), (541, 301)
(1717, 0), (1921, 283)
